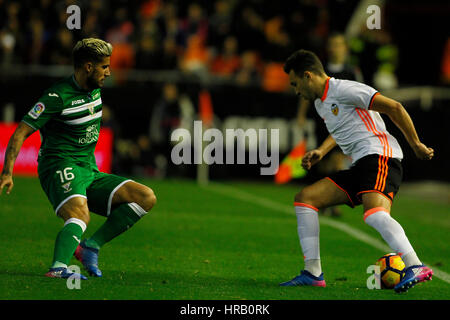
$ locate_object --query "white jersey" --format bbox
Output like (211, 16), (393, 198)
(314, 77), (403, 164)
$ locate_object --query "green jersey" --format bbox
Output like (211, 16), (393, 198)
(22, 75), (103, 168)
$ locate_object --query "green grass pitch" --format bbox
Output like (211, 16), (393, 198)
(0, 176), (449, 300)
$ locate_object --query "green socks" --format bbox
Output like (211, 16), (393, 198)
(51, 218), (86, 268)
(84, 202), (146, 250)
(50, 203), (146, 268)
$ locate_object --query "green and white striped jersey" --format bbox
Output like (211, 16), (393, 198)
(22, 75), (103, 166)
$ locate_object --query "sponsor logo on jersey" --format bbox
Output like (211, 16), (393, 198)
(78, 124), (99, 144)
(331, 103), (339, 116)
(28, 102), (45, 119)
(71, 99), (86, 105)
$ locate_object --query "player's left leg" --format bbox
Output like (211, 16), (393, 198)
(75, 176), (156, 276)
(84, 180), (156, 250)
(110, 180), (157, 212)
(361, 192), (433, 292)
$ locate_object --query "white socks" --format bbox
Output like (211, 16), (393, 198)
(293, 204), (421, 277)
(364, 207), (421, 267)
(295, 203), (322, 277)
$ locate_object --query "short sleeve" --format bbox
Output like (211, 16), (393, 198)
(339, 81), (379, 110)
(22, 92), (62, 130)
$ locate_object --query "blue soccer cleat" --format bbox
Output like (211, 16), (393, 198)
(394, 264), (433, 293)
(45, 267), (87, 280)
(280, 270), (326, 287)
(74, 241), (102, 277)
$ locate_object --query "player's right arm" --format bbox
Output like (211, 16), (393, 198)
(1, 91), (61, 195)
(302, 134), (337, 170)
(370, 94), (434, 160)
(0, 122), (36, 195)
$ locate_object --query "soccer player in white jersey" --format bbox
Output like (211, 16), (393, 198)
(279, 49), (434, 293)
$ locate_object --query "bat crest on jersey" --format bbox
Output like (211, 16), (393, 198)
(88, 104), (95, 115)
(331, 103), (339, 116)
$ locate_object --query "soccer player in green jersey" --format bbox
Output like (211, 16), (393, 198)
(0, 38), (157, 279)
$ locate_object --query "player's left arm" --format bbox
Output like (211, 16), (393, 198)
(370, 94), (434, 160)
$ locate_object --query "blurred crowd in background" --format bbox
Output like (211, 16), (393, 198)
(0, 0), (449, 181)
(1, 0), (433, 91)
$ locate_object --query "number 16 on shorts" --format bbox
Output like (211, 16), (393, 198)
(56, 167), (75, 193)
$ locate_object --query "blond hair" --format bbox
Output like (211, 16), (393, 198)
(72, 38), (113, 68)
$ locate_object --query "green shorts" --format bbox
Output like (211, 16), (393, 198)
(38, 160), (132, 216)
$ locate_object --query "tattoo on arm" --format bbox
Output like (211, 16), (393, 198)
(2, 136), (22, 175)
(2, 123), (35, 175)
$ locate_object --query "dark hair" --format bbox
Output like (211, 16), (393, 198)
(72, 38), (113, 69)
(283, 49), (325, 76)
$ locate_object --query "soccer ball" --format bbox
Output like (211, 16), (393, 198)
(375, 253), (405, 289)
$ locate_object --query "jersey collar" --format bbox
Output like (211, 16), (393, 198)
(320, 77), (331, 102)
(71, 74), (96, 99)
(71, 74), (83, 90)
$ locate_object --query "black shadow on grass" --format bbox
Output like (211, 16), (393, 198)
(102, 269), (279, 289)
(0, 268), (44, 279)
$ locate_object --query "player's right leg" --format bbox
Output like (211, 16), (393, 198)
(45, 196), (90, 280)
(280, 178), (350, 287)
(38, 163), (92, 279)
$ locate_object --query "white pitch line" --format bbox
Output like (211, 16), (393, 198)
(204, 183), (450, 284)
